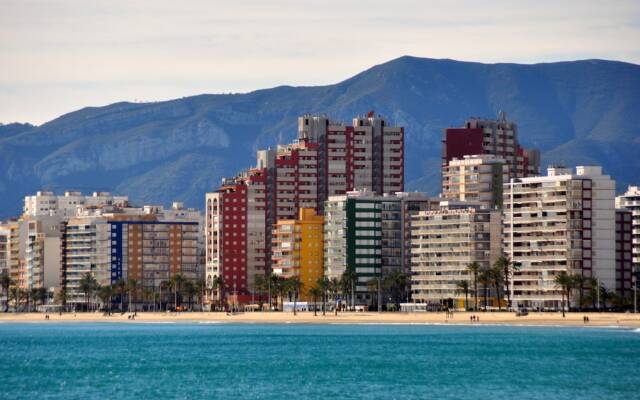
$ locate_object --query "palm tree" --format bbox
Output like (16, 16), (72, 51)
(329, 277), (340, 315)
(571, 274), (585, 311)
(455, 281), (470, 311)
(35, 287), (48, 308)
(1, 272), (13, 312)
(127, 279), (139, 312)
(466, 262), (481, 311)
(478, 268), (491, 311)
(79, 273), (98, 311)
(383, 270), (410, 310)
(194, 278), (206, 311)
(9, 286), (20, 312)
(170, 273), (186, 310)
(98, 285), (114, 314)
(29, 287), (40, 312)
(340, 269), (357, 311)
(586, 277), (599, 310)
(494, 256), (514, 309)
(252, 274), (267, 311)
(490, 265), (504, 311)
(554, 272), (573, 317)
(212, 276), (226, 311)
(308, 286), (322, 316)
(291, 277), (303, 315)
(55, 287), (68, 310)
(115, 279), (127, 312)
(183, 281), (197, 311)
(318, 276), (331, 315)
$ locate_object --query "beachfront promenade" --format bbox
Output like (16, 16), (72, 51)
(1, 311), (639, 328)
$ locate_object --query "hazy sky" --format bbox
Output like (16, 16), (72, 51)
(1, 0), (639, 124)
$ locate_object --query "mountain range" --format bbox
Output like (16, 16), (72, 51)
(1, 56), (639, 218)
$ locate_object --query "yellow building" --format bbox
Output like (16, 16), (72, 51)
(272, 208), (323, 300)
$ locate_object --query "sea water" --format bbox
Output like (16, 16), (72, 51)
(0, 322), (638, 399)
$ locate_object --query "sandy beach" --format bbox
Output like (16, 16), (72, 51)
(1, 311), (639, 328)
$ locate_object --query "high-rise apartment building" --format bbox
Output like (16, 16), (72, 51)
(324, 191), (435, 305)
(442, 112), (540, 180)
(206, 112), (404, 303)
(616, 186), (640, 288)
(442, 154), (508, 209)
(410, 202), (502, 308)
(503, 166), (616, 310)
(272, 208), (324, 299)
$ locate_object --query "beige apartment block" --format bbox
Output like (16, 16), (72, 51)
(442, 154), (508, 209)
(504, 166), (616, 310)
(411, 203), (502, 308)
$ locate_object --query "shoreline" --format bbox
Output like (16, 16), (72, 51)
(1, 311), (639, 329)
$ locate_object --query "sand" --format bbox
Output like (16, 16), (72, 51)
(1, 310), (639, 328)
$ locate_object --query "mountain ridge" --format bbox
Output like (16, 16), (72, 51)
(1, 55), (638, 218)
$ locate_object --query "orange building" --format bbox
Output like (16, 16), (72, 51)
(272, 208), (323, 300)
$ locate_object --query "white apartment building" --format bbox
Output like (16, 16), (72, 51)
(24, 191), (128, 218)
(442, 154), (508, 209)
(410, 203), (502, 308)
(504, 166), (616, 310)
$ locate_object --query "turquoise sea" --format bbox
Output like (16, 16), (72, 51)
(0, 322), (639, 399)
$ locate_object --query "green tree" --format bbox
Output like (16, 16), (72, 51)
(170, 273), (186, 310)
(127, 279), (140, 312)
(494, 256), (515, 309)
(554, 272), (573, 317)
(287, 276), (303, 316)
(466, 262), (481, 311)
(478, 268), (492, 311)
(212, 276), (226, 311)
(571, 274), (585, 311)
(317, 276), (330, 316)
(183, 280), (197, 311)
(115, 279), (127, 312)
(340, 269), (357, 311)
(35, 287), (48, 308)
(252, 274), (267, 310)
(79, 273), (98, 312)
(0, 272), (14, 312)
(308, 286), (322, 316)
(489, 264), (504, 311)
(329, 277), (340, 315)
(455, 280), (470, 311)
(383, 270), (410, 310)
(98, 285), (114, 313)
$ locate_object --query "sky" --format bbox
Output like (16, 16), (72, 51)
(1, 0), (639, 125)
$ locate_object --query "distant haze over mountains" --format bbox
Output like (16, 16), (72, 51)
(1, 56), (639, 218)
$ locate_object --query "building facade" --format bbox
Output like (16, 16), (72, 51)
(442, 154), (508, 209)
(24, 191), (128, 218)
(503, 166), (616, 310)
(615, 209), (633, 298)
(324, 191), (435, 304)
(60, 204), (201, 308)
(272, 208), (323, 299)
(410, 203), (502, 308)
(442, 112), (540, 180)
(206, 112), (405, 303)
(616, 186), (640, 290)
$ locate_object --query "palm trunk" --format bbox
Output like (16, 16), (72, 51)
(473, 275), (478, 311)
(494, 283), (502, 311)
